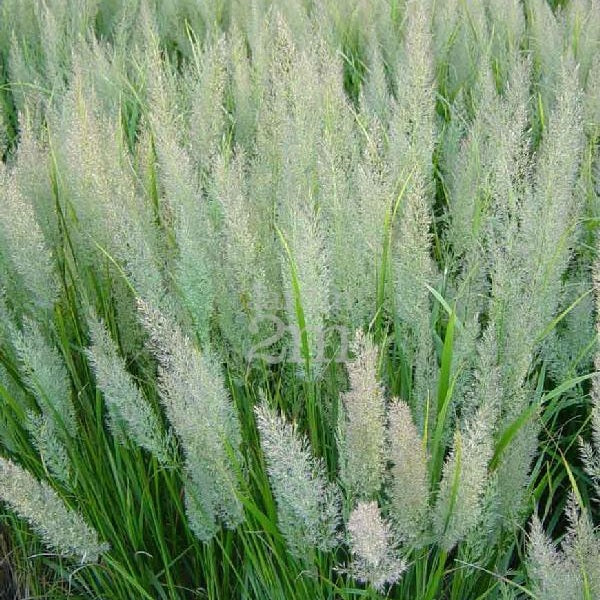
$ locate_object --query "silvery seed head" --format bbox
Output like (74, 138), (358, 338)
(345, 501), (406, 591)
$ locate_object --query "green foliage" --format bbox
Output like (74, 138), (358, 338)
(0, 0), (598, 598)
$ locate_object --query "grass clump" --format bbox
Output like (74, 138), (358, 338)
(0, 0), (598, 598)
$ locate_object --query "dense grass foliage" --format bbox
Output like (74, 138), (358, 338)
(0, 0), (599, 598)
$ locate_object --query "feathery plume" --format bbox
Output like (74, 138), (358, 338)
(360, 30), (391, 124)
(527, 514), (580, 600)
(51, 73), (166, 319)
(387, 2), (437, 422)
(13, 120), (58, 250)
(564, 0), (600, 85)
(580, 241), (600, 496)
(138, 300), (243, 541)
(0, 167), (58, 314)
(255, 401), (340, 561)
(267, 21), (331, 374)
(14, 319), (76, 438)
(561, 497), (600, 597)
(0, 457), (108, 563)
(86, 316), (171, 464)
(527, 495), (600, 600)
(354, 118), (393, 315)
(188, 38), (227, 175)
(391, 0), (436, 185)
(528, 0), (565, 124)
(338, 331), (386, 499)
(495, 417), (539, 527)
(393, 175), (436, 327)
(433, 399), (496, 551)
(211, 149), (273, 364)
(278, 199), (331, 374)
(317, 55), (370, 330)
(486, 0), (525, 85)
(25, 412), (71, 486)
(12, 318), (75, 484)
(228, 25), (258, 150)
(493, 57), (583, 417)
(345, 501), (406, 591)
(583, 54), (600, 138)
(461, 326), (503, 425)
(393, 173), (437, 431)
(387, 400), (429, 541)
(146, 52), (215, 342)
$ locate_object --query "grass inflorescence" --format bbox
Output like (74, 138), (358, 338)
(0, 0), (599, 598)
